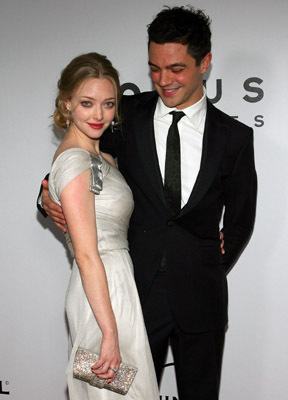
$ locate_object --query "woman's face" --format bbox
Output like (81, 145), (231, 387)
(66, 77), (116, 141)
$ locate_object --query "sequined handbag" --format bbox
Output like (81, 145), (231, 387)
(73, 347), (138, 395)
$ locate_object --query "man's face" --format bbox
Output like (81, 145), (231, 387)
(148, 42), (211, 109)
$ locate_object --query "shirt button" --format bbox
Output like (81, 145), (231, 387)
(167, 221), (174, 227)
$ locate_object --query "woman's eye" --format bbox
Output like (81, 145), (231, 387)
(105, 102), (115, 108)
(81, 101), (91, 107)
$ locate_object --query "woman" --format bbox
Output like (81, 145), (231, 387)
(48, 53), (159, 399)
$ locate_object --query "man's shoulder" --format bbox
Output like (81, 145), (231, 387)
(207, 100), (252, 133)
(122, 90), (158, 106)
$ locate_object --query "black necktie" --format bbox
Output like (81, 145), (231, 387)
(164, 111), (185, 215)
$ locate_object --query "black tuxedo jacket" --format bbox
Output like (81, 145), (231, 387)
(103, 91), (257, 333)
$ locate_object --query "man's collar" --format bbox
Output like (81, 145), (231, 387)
(154, 87), (207, 130)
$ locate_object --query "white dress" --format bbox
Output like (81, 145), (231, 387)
(49, 148), (159, 400)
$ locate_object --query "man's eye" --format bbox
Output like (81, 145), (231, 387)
(172, 69), (184, 73)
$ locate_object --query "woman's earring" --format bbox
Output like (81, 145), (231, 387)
(111, 120), (115, 132)
(66, 109), (71, 128)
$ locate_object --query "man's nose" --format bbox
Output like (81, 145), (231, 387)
(159, 70), (172, 86)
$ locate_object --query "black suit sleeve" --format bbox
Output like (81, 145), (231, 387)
(99, 128), (117, 157)
(36, 173), (49, 218)
(222, 131), (257, 272)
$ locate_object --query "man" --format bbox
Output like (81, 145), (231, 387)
(40, 6), (257, 399)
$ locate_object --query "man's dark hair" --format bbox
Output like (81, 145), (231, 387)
(147, 6), (211, 65)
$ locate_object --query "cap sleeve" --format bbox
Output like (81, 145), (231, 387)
(48, 148), (102, 204)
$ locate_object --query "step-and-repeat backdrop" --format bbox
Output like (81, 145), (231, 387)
(1, 0), (287, 399)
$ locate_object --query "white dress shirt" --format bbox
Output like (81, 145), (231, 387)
(154, 88), (207, 208)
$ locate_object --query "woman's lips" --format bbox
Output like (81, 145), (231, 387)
(87, 122), (104, 129)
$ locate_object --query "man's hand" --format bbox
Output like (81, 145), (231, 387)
(42, 179), (67, 232)
(220, 231), (225, 255)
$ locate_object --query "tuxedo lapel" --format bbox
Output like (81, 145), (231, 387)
(179, 101), (229, 216)
(131, 93), (168, 208)
(127, 95), (229, 217)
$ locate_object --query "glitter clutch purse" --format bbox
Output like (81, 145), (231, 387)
(73, 347), (138, 395)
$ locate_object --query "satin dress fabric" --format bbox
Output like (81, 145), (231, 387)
(49, 148), (159, 400)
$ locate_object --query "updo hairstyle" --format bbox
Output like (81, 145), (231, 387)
(54, 52), (121, 129)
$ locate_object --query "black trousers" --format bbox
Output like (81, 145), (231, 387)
(142, 272), (225, 400)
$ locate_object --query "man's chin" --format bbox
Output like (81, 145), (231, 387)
(158, 94), (179, 109)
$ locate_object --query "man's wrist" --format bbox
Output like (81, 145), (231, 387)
(36, 174), (49, 218)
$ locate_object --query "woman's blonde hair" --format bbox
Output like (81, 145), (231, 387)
(54, 52), (121, 128)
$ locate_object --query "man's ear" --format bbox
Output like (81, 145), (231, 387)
(200, 52), (212, 74)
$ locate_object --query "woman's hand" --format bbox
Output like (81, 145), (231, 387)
(91, 333), (122, 383)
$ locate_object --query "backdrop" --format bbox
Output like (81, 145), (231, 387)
(1, 0), (287, 399)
